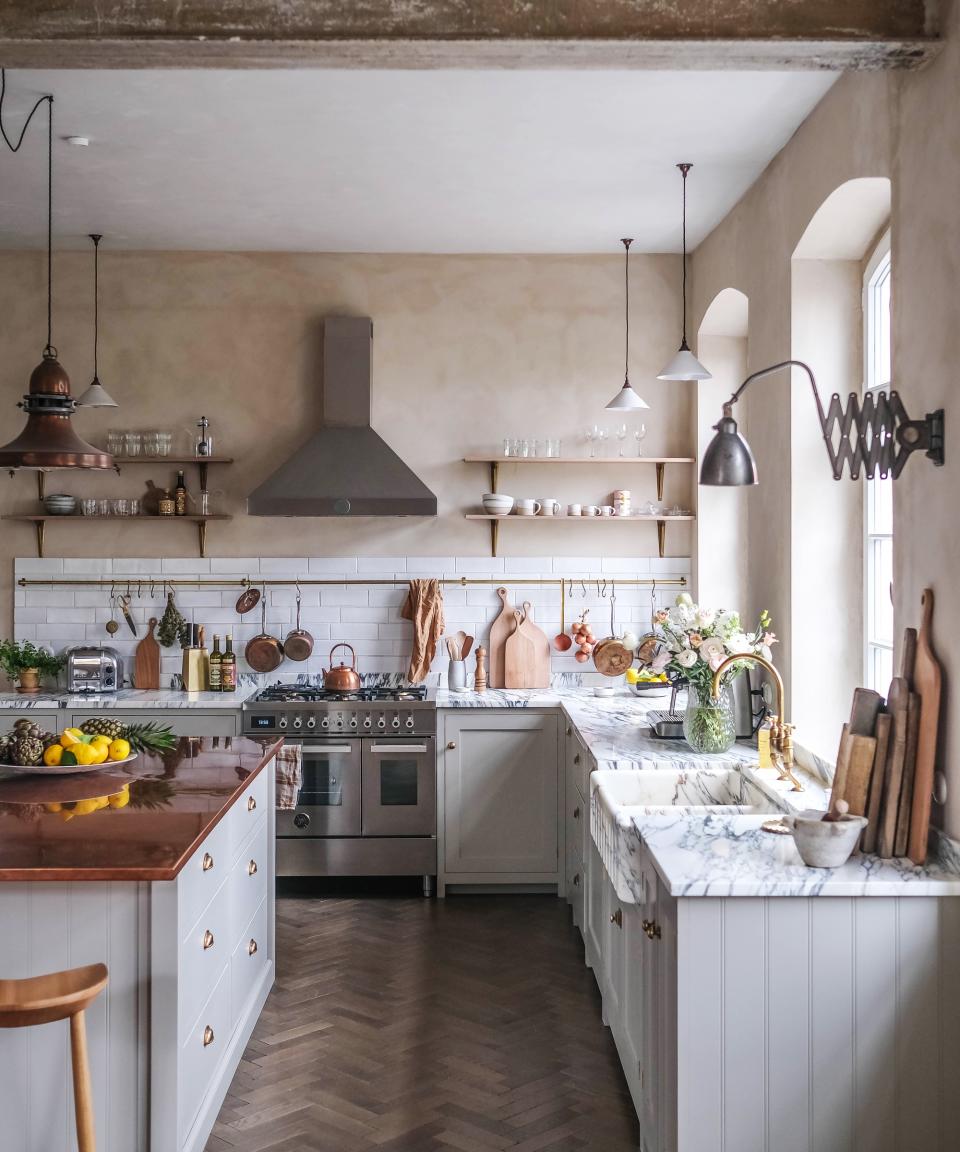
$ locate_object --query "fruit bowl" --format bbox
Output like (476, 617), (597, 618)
(0, 717), (175, 778)
(1, 753), (138, 778)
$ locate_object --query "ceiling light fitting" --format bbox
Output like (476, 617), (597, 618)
(76, 234), (118, 408)
(658, 162), (712, 383)
(605, 239), (650, 412)
(699, 359), (945, 486)
(0, 69), (112, 471)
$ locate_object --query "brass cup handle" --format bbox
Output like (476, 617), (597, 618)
(202, 929), (215, 950)
(248, 859), (258, 876)
(447, 741), (457, 750)
(572, 874), (580, 887)
(202, 852), (214, 872)
(610, 909), (623, 928)
(573, 806), (580, 819)
(247, 795), (257, 812)
(642, 918), (661, 940)
(248, 938), (258, 957)
(203, 1025), (215, 1048)
(566, 726), (572, 736)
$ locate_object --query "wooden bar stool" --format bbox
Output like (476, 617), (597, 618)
(0, 963), (108, 1152)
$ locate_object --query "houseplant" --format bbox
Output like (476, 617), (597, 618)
(650, 594), (776, 754)
(0, 640), (65, 694)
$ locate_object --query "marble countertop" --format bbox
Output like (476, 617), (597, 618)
(0, 736), (280, 881)
(631, 811), (960, 897)
(0, 686), (259, 709)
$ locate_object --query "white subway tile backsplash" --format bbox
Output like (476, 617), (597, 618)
(258, 557), (310, 575)
(62, 558), (113, 574)
(113, 558), (162, 575)
(455, 556), (506, 573)
(25, 590), (75, 607)
(601, 556), (652, 574)
(320, 587), (370, 607)
(46, 608), (96, 625)
(161, 558), (211, 574)
(299, 608), (347, 625)
(209, 557), (263, 574)
(502, 556), (554, 573)
(650, 556), (691, 575)
(308, 557), (359, 573)
(550, 556), (603, 574)
(15, 557), (64, 576)
(357, 557), (408, 573)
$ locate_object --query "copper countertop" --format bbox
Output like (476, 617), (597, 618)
(0, 736), (282, 882)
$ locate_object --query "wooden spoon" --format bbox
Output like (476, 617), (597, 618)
(461, 635), (475, 660)
(454, 630), (468, 660)
(553, 580), (572, 651)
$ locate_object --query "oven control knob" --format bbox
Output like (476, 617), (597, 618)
(278, 717), (288, 730)
(293, 716), (303, 730)
(363, 716), (372, 728)
(391, 716), (401, 729)
(320, 718), (329, 730)
(377, 716), (386, 728)
(293, 813), (310, 830)
(306, 716), (316, 729)
(405, 716), (415, 729)
(336, 717), (344, 727)
(349, 717), (358, 728)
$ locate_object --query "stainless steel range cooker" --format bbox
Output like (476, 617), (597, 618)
(243, 683), (437, 893)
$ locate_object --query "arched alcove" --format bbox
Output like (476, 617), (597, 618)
(695, 288), (750, 612)
(791, 177), (892, 758)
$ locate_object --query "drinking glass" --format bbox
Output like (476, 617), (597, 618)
(80, 498), (97, 516)
(106, 430), (125, 455)
(143, 431), (161, 457)
(96, 499), (110, 516)
(198, 490), (211, 516)
(128, 499), (141, 516)
(596, 427), (608, 456)
(584, 425), (597, 458)
(111, 499), (129, 517)
(546, 438), (562, 458)
(635, 424), (647, 457)
(615, 423), (628, 457)
(503, 438), (513, 458)
(158, 431), (173, 457)
(124, 432), (142, 458)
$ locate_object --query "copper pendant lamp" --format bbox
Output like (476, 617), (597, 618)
(0, 71), (112, 471)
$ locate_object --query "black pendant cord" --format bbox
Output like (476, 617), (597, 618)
(0, 69), (56, 357)
(90, 234), (102, 380)
(677, 162), (692, 350)
(621, 238), (633, 385)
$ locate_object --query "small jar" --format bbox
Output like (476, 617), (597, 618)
(157, 491), (175, 516)
(614, 489), (631, 517)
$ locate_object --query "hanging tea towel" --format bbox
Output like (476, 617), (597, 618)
(401, 578), (445, 683)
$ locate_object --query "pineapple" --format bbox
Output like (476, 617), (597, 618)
(79, 717), (177, 754)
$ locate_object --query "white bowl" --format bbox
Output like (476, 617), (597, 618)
(593, 685), (615, 698)
(784, 810), (868, 868)
(482, 493), (514, 515)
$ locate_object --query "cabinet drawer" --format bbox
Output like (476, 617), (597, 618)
(231, 896), (269, 1028)
(228, 816), (268, 954)
(179, 964), (231, 1147)
(228, 766), (269, 858)
(68, 710), (239, 737)
(179, 815), (230, 942)
(179, 883), (231, 1037)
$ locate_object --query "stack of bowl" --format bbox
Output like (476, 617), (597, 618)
(481, 493), (514, 516)
(43, 494), (77, 516)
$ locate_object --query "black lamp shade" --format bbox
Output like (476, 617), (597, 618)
(699, 414), (758, 486)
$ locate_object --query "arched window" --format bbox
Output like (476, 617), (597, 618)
(864, 230), (892, 691)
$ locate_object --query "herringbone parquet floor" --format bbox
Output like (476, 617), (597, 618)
(206, 893), (640, 1151)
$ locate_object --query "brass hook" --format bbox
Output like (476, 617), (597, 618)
(580, 578), (587, 598)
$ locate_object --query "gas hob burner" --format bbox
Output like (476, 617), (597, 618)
(254, 683), (430, 705)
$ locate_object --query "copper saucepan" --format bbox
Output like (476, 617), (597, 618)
(323, 643), (361, 692)
(245, 593), (285, 673)
(284, 587), (314, 662)
(593, 583), (633, 678)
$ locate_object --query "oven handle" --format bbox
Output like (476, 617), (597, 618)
(369, 744), (430, 753)
(298, 744), (356, 754)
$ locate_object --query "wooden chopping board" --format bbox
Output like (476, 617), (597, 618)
(862, 712), (892, 854)
(504, 602), (551, 690)
(877, 677), (909, 859)
(908, 590), (942, 865)
(894, 691), (921, 857)
(134, 617), (161, 690)
(488, 587), (519, 689)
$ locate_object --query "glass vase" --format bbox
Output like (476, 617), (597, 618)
(683, 683), (736, 754)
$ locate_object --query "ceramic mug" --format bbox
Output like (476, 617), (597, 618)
(584, 505), (599, 517)
(538, 499), (561, 516)
(567, 503), (582, 517)
(600, 505), (615, 517)
(516, 499), (541, 516)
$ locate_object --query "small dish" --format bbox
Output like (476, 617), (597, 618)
(593, 685), (615, 698)
(449, 686), (471, 694)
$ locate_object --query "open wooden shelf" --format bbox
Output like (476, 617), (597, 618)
(464, 512), (695, 558)
(2, 514), (232, 559)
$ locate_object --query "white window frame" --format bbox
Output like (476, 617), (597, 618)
(863, 229), (892, 691)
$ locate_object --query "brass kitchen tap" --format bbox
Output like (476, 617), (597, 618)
(710, 653), (804, 792)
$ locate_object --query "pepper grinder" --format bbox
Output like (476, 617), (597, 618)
(474, 646), (487, 693)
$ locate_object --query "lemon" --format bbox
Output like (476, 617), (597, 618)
(43, 743), (64, 766)
(73, 799), (99, 816)
(108, 738), (131, 761)
(91, 735), (112, 748)
(72, 743), (98, 766)
(60, 728), (84, 747)
(108, 789), (130, 809)
(45, 802), (62, 813)
(625, 668), (640, 685)
(89, 743), (109, 764)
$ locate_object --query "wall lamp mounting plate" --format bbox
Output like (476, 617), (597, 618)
(700, 359), (945, 486)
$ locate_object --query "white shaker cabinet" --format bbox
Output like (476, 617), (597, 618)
(439, 711), (560, 893)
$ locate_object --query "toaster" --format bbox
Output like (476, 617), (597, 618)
(66, 646), (124, 693)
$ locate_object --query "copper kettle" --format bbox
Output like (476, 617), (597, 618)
(323, 643), (361, 692)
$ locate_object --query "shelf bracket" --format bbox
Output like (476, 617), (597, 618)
(35, 520), (45, 558)
(657, 520), (665, 559)
(198, 520), (207, 558)
(198, 461), (209, 490)
(489, 460), (499, 494)
(37, 472), (46, 501)
(490, 518), (499, 558)
(655, 462), (665, 502)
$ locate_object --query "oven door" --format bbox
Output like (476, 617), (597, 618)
(361, 738), (436, 837)
(276, 741), (361, 838)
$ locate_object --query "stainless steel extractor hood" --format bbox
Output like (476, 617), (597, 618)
(247, 316), (437, 517)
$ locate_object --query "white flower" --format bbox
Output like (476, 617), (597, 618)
(693, 607), (715, 629)
(675, 592), (693, 609)
(675, 649), (697, 669)
(726, 631), (755, 656)
(699, 637), (727, 670)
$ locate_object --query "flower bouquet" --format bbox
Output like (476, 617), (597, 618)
(647, 594), (776, 753)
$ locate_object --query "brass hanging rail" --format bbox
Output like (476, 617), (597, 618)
(17, 574), (686, 589)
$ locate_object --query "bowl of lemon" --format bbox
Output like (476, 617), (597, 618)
(625, 668), (674, 698)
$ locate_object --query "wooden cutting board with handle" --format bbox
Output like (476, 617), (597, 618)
(488, 587), (518, 689)
(894, 691), (921, 857)
(877, 677), (909, 859)
(504, 602), (551, 689)
(134, 617), (161, 690)
(908, 590), (942, 865)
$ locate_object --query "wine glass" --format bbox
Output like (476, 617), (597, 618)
(584, 425), (597, 458)
(634, 423), (647, 457)
(615, 423), (628, 457)
(596, 426), (608, 456)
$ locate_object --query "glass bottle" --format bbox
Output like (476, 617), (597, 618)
(209, 635), (222, 693)
(196, 416), (213, 458)
(221, 636), (237, 693)
(174, 470), (187, 516)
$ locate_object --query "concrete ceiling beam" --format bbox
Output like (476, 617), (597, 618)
(0, 0), (941, 70)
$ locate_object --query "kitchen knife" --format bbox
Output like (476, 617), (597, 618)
(119, 594), (138, 637)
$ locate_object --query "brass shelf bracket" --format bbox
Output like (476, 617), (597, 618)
(655, 462), (665, 502)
